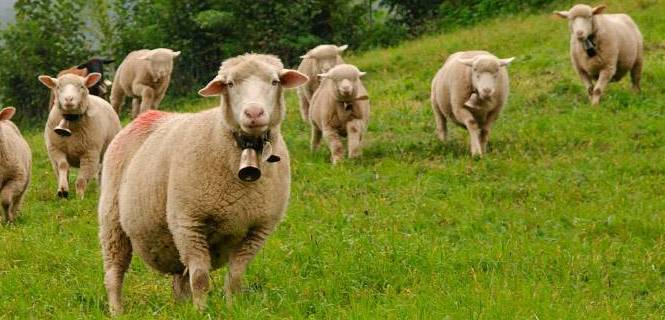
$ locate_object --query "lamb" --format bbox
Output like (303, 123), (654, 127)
(98, 54), (308, 314)
(309, 64), (369, 164)
(0, 107), (31, 223)
(297, 44), (348, 121)
(110, 48), (180, 117)
(431, 51), (514, 157)
(38, 72), (122, 199)
(555, 4), (643, 106)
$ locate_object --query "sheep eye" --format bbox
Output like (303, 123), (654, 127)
(272, 80), (280, 86)
(226, 81), (234, 88)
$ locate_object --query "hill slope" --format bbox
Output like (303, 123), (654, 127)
(1, 0), (664, 318)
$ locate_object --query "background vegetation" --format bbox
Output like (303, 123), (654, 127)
(0, 0), (663, 318)
(0, 0), (559, 121)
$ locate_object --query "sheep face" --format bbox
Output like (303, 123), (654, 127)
(302, 45), (348, 74)
(458, 56), (514, 100)
(139, 49), (181, 82)
(199, 60), (308, 137)
(556, 4), (606, 40)
(319, 64), (366, 100)
(38, 73), (102, 115)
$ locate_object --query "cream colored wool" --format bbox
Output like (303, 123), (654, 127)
(297, 44), (347, 121)
(39, 73), (122, 199)
(309, 64), (369, 164)
(0, 107), (31, 223)
(98, 54), (308, 315)
(556, 4), (643, 105)
(431, 51), (514, 157)
(110, 48), (181, 117)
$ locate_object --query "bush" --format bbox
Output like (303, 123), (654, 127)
(0, 0), (95, 121)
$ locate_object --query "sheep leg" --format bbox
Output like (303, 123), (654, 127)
(347, 119), (364, 159)
(0, 186), (12, 223)
(431, 100), (448, 142)
(170, 225), (211, 311)
(100, 218), (132, 315)
(110, 84), (125, 114)
(224, 227), (272, 306)
(322, 127), (345, 164)
(591, 67), (616, 106)
(298, 92), (310, 122)
(50, 150), (70, 198)
(310, 124), (322, 151)
(75, 151), (100, 199)
(138, 85), (156, 117)
(452, 107), (482, 157)
(131, 98), (141, 117)
(173, 273), (192, 302)
(631, 58), (642, 93)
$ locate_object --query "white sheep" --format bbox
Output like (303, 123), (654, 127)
(555, 4), (643, 105)
(98, 54), (308, 314)
(309, 64), (369, 164)
(297, 44), (348, 121)
(0, 107), (31, 223)
(110, 48), (181, 117)
(431, 51), (514, 157)
(38, 73), (122, 199)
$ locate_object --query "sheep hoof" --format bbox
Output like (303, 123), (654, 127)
(57, 190), (69, 199)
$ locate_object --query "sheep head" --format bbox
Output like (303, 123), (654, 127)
(318, 64), (367, 101)
(138, 48), (181, 83)
(301, 44), (348, 74)
(199, 54), (308, 137)
(38, 73), (101, 115)
(555, 4), (606, 40)
(457, 55), (514, 100)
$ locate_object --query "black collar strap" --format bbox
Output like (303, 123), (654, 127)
(63, 114), (83, 121)
(583, 35), (597, 57)
(233, 130), (280, 163)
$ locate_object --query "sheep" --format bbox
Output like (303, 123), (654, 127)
(0, 107), (31, 223)
(431, 51), (514, 157)
(309, 63), (369, 164)
(555, 4), (643, 106)
(38, 72), (122, 199)
(110, 48), (180, 117)
(98, 53), (308, 314)
(297, 44), (348, 121)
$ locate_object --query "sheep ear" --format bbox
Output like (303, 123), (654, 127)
(198, 76), (226, 97)
(337, 45), (349, 53)
(499, 57), (515, 67)
(358, 71), (367, 78)
(0, 107), (16, 121)
(38, 75), (58, 89)
(592, 5), (606, 14)
(84, 73), (102, 88)
(76, 63), (87, 70)
(279, 69), (309, 89)
(102, 59), (115, 64)
(554, 11), (569, 18)
(317, 72), (330, 80)
(171, 51), (181, 58)
(300, 54), (310, 59)
(457, 58), (475, 67)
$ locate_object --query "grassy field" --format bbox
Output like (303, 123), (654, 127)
(1, 0), (664, 318)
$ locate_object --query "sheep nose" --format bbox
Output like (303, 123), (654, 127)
(482, 88), (492, 95)
(575, 31), (584, 38)
(244, 106), (265, 119)
(64, 96), (74, 103)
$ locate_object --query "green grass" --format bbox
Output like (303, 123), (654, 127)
(2, 0), (665, 318)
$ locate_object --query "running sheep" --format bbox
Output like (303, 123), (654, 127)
(555, 4), (643, 105)
(431, 51), (514, 157)
(110, 48), (180, 117)
(38, 73), (122, 199)
(309, 64), (369, 164)
(297, 44), (348, 121)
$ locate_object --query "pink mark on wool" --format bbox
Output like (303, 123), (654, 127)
(107, 110), (168, 160)
(131, 110), (167, 132)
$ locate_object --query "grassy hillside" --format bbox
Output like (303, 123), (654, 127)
(1, 0), (664, 318)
